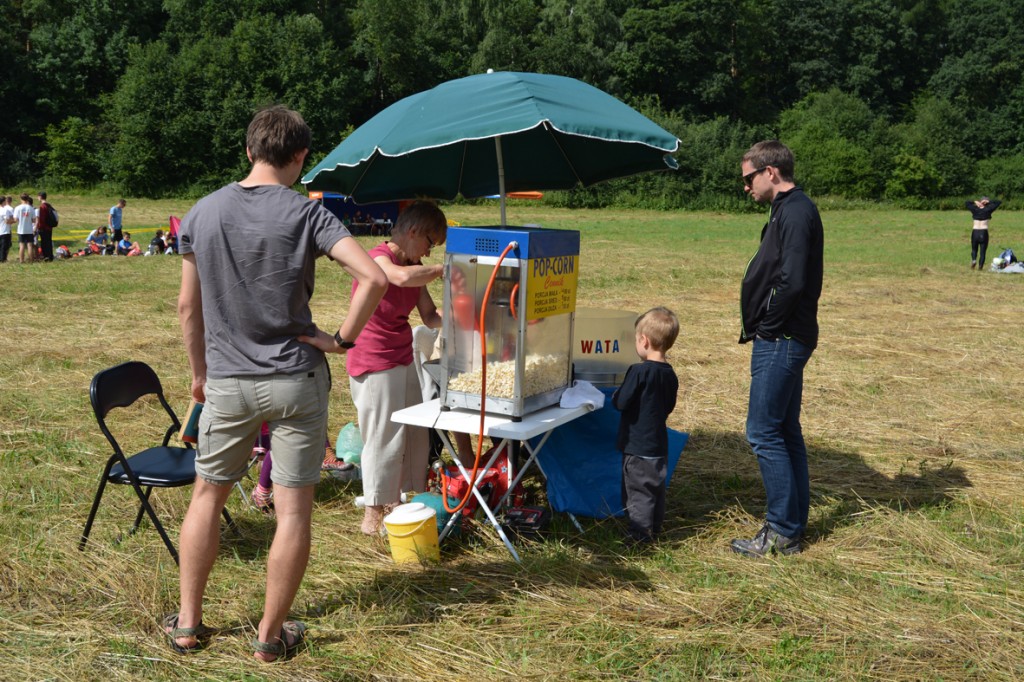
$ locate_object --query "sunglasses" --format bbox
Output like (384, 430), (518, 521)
(742, 167), (768, 187)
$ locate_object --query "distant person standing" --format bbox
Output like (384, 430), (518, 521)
(13, 194), (35, 263)
(109, 199), (126, 243)
(966, 196), (1001, 270)
(732, 140), (823, 558)
(36, 192), (55, 262)
(0, 196), (14, 263)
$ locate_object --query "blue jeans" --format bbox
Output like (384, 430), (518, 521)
(746, 337), (814, 539)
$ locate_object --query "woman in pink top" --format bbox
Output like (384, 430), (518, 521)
(347, 201), (448, 534)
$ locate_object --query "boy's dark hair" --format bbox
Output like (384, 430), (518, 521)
(246, 105), (312, 168)
(38, 191), (47, 200)
(20, 193), (30, 202)
(636, 306), (679, 352)
(742, 140), (795, 182)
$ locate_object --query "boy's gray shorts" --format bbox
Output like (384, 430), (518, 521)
(195, 364), (330, 488)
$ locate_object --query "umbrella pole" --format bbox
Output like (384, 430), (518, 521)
(495, 136), (506, 227)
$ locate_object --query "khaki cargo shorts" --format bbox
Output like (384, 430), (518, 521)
(195, 363), (330, 487)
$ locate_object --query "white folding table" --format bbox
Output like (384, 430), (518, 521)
(390, 399), (593, 562)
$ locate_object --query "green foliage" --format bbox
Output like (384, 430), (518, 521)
(27, 0), (166, 125)
(975, 155), (1024, 199)
(352, 0), (436, 105)
(472, 0), (541, 72)
(885, 152), (942, 200)
(531, 0), (623, 89)
(6, 0), (1024, 203)
(889, 95), (975, 197)
(614, 0), (760, 119)
(928, 0), (1024, 154)
(780, 90), (893, 198)
(673, 115), (773, 198)
(105, 10), (351, 196)
(103, 41), (179, 196)
(41, 117), (102, 188)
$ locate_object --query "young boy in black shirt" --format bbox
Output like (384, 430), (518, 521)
(612, 306), (679, 544)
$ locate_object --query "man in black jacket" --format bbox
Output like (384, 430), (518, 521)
(731, 140), (823, 558)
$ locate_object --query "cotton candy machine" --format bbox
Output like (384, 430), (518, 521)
(572, 307), (639, 387)
(435, 225), (580, 418)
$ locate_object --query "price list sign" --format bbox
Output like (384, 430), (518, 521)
(525, 255), (579, 319)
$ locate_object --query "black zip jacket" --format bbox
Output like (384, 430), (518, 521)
(739, 187), (823, 349)
(965, 199), (1001, 221)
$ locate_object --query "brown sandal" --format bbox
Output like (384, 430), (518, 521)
(161, 613), (208, 654)
(251, 620), (307, 662)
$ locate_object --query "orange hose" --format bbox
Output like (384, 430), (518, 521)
(509, 282), (519, 320)
(442, 242), (517, 514)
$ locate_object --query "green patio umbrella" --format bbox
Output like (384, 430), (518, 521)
(302, 71), (680, 225)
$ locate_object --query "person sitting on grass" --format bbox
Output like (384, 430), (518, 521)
(86, 226), (111, 254)
(149, 229), (166, 255)
(116, 232), (142, 256)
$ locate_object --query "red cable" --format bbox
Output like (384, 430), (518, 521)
(442, 242), (517, 514)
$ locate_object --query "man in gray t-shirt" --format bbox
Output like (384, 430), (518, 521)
(180, 182), (352, 377)
(168, 105), (386, 662)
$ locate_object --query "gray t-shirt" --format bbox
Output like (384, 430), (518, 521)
(179, 183), (350, 378)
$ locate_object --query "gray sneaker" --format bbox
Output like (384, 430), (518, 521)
(730, 523), (801, 558)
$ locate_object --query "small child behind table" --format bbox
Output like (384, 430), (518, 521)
(249, 422), (354, 515)
(612, 306), (679, 544)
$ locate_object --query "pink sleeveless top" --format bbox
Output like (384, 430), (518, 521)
(345, 242), (421, 377)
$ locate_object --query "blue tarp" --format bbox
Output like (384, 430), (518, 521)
(532, 388), (687, 518)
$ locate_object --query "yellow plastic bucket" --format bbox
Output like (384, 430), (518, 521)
(383, 502), (440, 564)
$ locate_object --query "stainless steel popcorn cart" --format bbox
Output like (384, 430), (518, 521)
(436, 225), (581, 419)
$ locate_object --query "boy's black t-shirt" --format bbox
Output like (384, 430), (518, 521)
(612, 360), (678, 458)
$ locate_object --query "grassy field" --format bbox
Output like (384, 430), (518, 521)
(1, 197), (1023, 681)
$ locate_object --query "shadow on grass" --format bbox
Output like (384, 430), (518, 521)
(304, 552), (654, 634)
(670, 429), (973, 545)
(212, 475), (364, 561)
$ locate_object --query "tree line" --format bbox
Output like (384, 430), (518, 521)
(2, 0), (1022, 208)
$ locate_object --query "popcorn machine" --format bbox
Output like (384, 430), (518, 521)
(437, 225), (581, 418)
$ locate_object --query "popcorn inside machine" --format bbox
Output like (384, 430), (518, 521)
(437, 225), (580, 418)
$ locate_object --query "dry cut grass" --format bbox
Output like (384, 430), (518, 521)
(1, 200), (1023, 681)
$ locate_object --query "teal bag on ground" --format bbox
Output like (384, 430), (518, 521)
(336, 422), (363, 464)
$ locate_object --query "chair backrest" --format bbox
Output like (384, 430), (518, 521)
(90, 361), (182, 449)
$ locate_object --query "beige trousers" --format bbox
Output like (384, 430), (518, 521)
(349, 363), (429, 505)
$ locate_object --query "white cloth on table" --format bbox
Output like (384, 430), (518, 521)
(559, 380), (605, 411)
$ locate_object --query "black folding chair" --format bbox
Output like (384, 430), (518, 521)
(80, 361), (234, 565)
